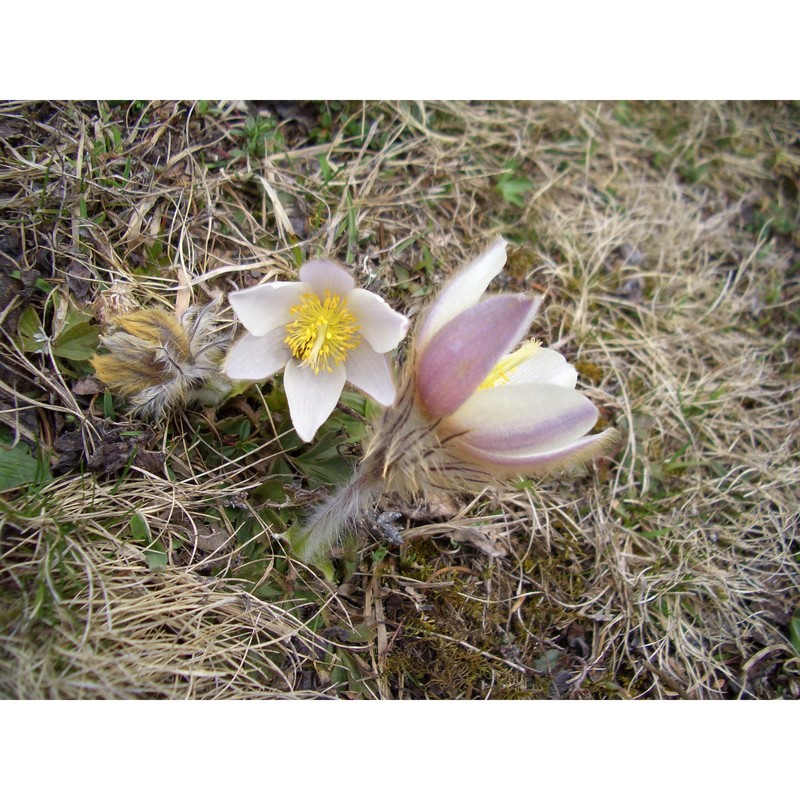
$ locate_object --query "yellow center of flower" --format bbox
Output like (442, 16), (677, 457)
(479, 340), (541, 390)
(284, 291), (360, 373)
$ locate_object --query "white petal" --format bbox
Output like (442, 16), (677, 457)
(417, 238), (509, 349)
(507, 347), (578, 389)
(344, 343), (397, 405)
(283, 359), (346, 442)
(345, 288), (410, 353)
(299, 259), (355, 298)
(447, 382), (598, 453)
(229, 281), (308, 336)
(223, 330), (290, 380)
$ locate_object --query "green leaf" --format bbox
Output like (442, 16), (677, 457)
(347, 622), (378, 644)
(339, 390), (368, 418)
(497, 176), (534, 207)
(286, 524), (335, 581)
(496, 161), (533, 208)
(252, 582), (283, 600)
(9, 270), (54, 293)
(393, 264), (411, 284)
(346, 191), (358, 264)
(291, 430), (356, 487)
(130, 512), (168, 571)
(53, 319), (100, 360)
(17, 306), (47, 353)
(790, 608), (800, 655)
(144, 539), (168, 572)
(103, 391), (115, 419)
(129, 511), (150, 542)
(18, 306), (41, 339)
(32, 579), (50, 619)
(0, 442), (49, 492)
(639, 527), (670, 540)
(17, 303), (100, 360)
(318, 153), (333, 182)
(392, 237), (417, 256)
(532, 649), (562, 673)
(254, 479), (289, 504)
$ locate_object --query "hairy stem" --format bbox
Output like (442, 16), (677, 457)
(293, 464), (382, 562)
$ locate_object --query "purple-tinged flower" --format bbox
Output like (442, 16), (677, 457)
(224, 258), (410, 442)
(412, 238), (618, 475)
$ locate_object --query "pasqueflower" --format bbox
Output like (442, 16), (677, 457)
(224, 258), (410, 442)
(92, 302), (233, 419)
(294, 238), (619, 562)
(411, 237), (618, 475)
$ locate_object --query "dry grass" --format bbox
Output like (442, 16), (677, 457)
(1, 100), (798, 699)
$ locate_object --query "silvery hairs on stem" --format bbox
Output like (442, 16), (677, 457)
(293, 238), (620, 563)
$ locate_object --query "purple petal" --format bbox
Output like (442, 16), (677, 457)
(283, 359), (346, 442)
(417, 238), (509, 348)
(223, 330), (290, 380)
(448, 383), (598, 453)
(299, 259), (355, 299)
(416, 294), (541, 418)
(344, 343), (397, 405)
(455, 428), (620, 473)
(345, 288), (410, 353)
(229, 282), (308, 336)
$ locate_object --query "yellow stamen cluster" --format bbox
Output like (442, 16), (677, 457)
(479, 339), (541, 390)
(284, 291), (360, 373)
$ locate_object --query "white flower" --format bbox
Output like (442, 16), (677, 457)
(224, 258), (410, 441)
